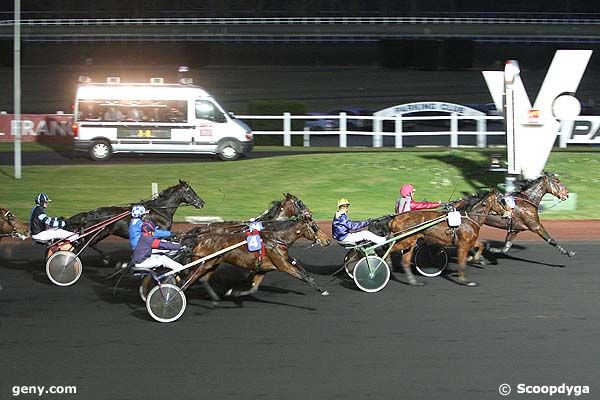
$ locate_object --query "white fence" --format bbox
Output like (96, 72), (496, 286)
(235, 112), (506, 148)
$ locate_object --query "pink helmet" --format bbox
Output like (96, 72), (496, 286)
(400, 184), (414, 197)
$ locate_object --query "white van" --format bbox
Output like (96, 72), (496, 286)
(72, 78), (253, 161)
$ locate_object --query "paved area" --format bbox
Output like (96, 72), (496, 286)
(1, 239), (597, 400)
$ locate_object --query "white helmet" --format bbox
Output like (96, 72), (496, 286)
(131, 204), (148, 218)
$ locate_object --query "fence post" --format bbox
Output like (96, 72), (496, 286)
(373, 116), (382, 148)
(151, 182), (158, 199)
(303, 126), (310, 147)
(283, 112), (291, 146)
(394, 116), (403, 148)
(339, 112), (347, 148)
(450, 112), (458, 148)
(476, 117), (487, 148)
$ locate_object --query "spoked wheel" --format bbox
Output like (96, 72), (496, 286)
(343, 249), (363, 278)
(146, 283), (187, 323)
(413, 243), (448, 277)
(353, 256), (390, 293)
(46, 250), (83, 286)
(139, 274), (178, 302)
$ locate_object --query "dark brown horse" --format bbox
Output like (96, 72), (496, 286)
(0, 206), (30, 242)
(180, 217), (331, 300)
(373, 189), (511, 286)
(180, 193), (312, 249)
(453, 172), (575, 257)
(65, 180), (205, 262)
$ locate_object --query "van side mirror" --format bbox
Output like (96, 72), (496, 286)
(216, 113), (227, 123)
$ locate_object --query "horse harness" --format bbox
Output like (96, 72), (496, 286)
(0, 210), (20, 238)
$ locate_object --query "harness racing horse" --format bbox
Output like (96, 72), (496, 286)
(0, 206), (30, 243)
(180, 217), (331, 301)
(454, 172), (575, 258)
(372, 189), (511, 287)
(180, 193), (312, 249)
(65, 180), (205, 263)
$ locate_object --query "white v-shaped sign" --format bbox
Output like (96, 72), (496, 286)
(483, 50), (592, 179)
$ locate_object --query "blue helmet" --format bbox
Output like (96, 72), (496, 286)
(35, 193), (51, 206)
(131, 204), (148, 218)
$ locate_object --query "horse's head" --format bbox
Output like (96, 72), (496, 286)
(483, 189), (513, 219)
(262, 193), (313, 221)
(173, 180), (206, 209)
(282, 193), (313, 219)
(543, 171), (569, 201)
(296, 216), (331, 247)
(0, 208), (30, 240)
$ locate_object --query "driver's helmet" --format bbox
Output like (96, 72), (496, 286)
(400, 184), (414, 197)
(131, 204), (148, 219)
(35, 193), (51, 206)
(141, 221), (155, 235)
(337, 198), (350, 208)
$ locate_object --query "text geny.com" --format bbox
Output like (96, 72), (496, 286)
(12, 385), (77, 397)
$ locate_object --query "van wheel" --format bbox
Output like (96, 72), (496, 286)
(89, 140), (112, 161)
(217, 140), (240, 161)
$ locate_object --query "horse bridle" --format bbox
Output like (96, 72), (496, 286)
(0, 210), (23, 238)
(545, 174), (568, 201)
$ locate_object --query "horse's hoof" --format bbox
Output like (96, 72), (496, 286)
(465, 281), (478, 287)
(409, 280), (425, 286)
(224, 289), (233, 297)
(102, 258), (110, 266)
(567, 251), (576, 257)
(321, 290), (330, 296)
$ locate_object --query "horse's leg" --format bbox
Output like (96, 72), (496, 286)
(527, 223), (576, 257)
(193, 270), (221, 302)
(486, 229), (519, 254)
(457, 245), (478, 287)
(270, 252), (330, 295)
(226, 274), (266, 297)
(400, 247), (424, 286)
(469, 240), (489, 265)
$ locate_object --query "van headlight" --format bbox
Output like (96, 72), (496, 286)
(245, 131), (253, 140)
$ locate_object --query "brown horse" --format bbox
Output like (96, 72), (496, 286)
(454, 172), (575, 257)
(180, 193), (312, 249)
(180, 217), (331, 300)
(0, 207), (30, 242)
(374, 189), (511, 287)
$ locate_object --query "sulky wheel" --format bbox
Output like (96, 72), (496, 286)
(146, 283), (187, 323)
(413, 243), (448, 277)
(352, 256), (390, 293)
(46, 250), (83, 286)
(343, 248), (363, 278)
(139, 274), (178, 302)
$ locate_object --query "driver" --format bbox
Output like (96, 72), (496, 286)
(128, 204), (174, 250)
(30, 193), (78, 243)
(332, 198), (386, 246)
(131, 221), (184, 271)
(395, 184), (441, 214)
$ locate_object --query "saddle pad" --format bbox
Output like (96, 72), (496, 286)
(447, 211), (462, 227)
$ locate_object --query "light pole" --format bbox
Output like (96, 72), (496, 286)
(13, 0), (21, 179)
(503, 60), (520, 192)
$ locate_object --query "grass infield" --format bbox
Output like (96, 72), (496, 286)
(1, 148), (599, 222)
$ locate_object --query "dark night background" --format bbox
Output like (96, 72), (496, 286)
(2, 1), (600, 115)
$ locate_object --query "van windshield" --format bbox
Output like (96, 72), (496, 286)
(77, 100), (187, 123)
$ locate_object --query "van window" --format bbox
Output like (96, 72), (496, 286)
(77, 100), (187, 123)
(195, 100), (225, 122)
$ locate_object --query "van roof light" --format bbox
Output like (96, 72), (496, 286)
(106, 76), (121, 83)
(179, 78), (193, 85)
(150, 77), (165, 84)
(78, 76), (92, 83)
